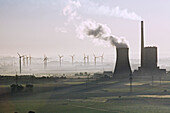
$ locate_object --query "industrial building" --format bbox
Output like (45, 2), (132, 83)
(133, 21), (166, 76)
(143, 46), (157, 69)
(112, 20), (166, 78)
(110, 20), (166, 79)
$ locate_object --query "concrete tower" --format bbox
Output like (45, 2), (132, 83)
(113, 47), (132, 78)
(141, 21), (144, 67)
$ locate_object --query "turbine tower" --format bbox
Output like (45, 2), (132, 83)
(93, 54), (99, 66)
(87, 55), (89, 64)
(26, 55), (29, 66)
(100, 53), (104, 64)
(23, 55), (25, 67)
(17, 53), (24, 74)
(84, 54), (87, 64)
(43, 55), (48, 69)
(58, 55), (63, 66)
(70, 55), (75, 65)
(29, 54), (32, 66)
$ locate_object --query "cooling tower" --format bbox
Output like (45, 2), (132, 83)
(113, 47), (132, 78)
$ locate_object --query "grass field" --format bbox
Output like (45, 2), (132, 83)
(1, 76), (170, 113)
(1, 98), (170, 113)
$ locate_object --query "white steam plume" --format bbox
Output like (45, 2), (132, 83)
(62, 0), (142, 23)
(76, 20), (129, 48)
(61, 0), (142, 33)
(63, 0), (81, 22)
(56, 0), (81, 33)
(61, 0), (142, 46)
(82, 1), (142, 21)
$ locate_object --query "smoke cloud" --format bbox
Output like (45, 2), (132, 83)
(63, 0), (142, 22)
(81, 1), (142, 21)
(76, 20), (129, 48)
(63, 0), (81, 22)
(62, 0), (142, 47)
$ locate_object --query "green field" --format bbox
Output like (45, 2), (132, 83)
(1, 99), (170, 113)
(1, 76), (170, 113)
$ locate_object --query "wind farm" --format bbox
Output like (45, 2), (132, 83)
(0, 0), (170, 113)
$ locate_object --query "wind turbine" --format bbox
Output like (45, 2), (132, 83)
(93, 54), (99, 66)
(23, 55), (26, 67)
(43, 55), (48, 69)
(17, 53), (24, 74)
(100, 53), (104, 64)
(70, 54), (75, 65)
(58, 55), (63, 66)
(26, 55), (29, 66)
(84, 54), (87, 64)
(29, 54), (32, 66)
(87, 55), (89, 64)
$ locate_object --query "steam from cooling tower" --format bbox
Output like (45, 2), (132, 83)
(76, 20), (128, 48)
(81, 0), (143, 21)
(61, 0), (143, 34)
(63, 0), (142, 22)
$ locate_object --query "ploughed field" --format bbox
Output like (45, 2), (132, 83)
(0, 75), (170, 113)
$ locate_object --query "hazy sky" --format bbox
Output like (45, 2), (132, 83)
(0, 0), (170, 59)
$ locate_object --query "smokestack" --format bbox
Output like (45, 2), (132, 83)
(141, 21), (144, 67)
(113, 47), (132, 78)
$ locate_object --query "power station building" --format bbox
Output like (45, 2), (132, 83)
(143, 46), (157, 69)
(112, 20), (166, 78)
(133, 21), (166, 76)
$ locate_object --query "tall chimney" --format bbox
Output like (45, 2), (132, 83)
(113, 47), (132, 78)
(141, 21), (144, 67)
